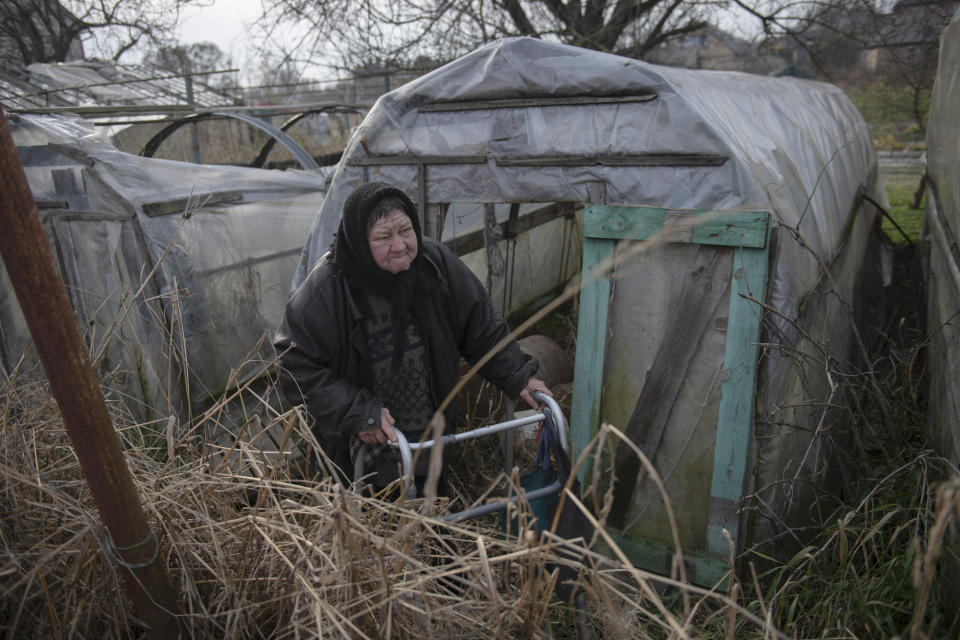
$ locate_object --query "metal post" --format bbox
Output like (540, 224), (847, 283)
(417, 163), (429, 237)
(185, 74), (202, 164)
(0, 109), (181, 637)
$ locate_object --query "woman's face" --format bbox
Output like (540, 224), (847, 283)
(367, 208), (418, 273)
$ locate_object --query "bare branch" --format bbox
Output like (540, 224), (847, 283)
(0, 0), (205, 66)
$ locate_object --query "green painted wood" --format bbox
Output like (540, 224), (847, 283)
(570, 233), (614, 480)
(692, 212), (769, 247)
(705, 241), (770, 558)
(609, 246), (730, 529)
(574, 203), (771, 583)
(583, 205), (665, 240)
(612, 528), (732, 589)
(585, 205), (768, 248)
(695, 552), (733, 588)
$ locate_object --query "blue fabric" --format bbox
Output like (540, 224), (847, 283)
(535, 406), (559, 473)
(502, 405), (562, 534)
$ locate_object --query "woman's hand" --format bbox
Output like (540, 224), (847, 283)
(358, 407), (398, 444)
(519, 377), (551, 410)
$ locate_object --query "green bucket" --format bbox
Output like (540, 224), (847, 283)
(499, 467), (559, 536)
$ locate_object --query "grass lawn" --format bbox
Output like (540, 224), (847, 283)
(848, 86), (928, 151)
(881, 169), (925, 244)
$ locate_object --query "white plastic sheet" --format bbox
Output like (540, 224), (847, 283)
(3, 114), (327, 417)
(922, 12), (960, 463)
(297, 37), (875, 286)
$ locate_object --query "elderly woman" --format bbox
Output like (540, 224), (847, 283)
(274, 181), (549, 492)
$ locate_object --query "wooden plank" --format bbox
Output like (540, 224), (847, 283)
(573, 204), (771, 581)
(443, 202), (570, 256)
(610, 245), (731, 528)
(142, 190), (243, 217)
(585, 205), (768, 248)
(496, 154), (728, 167)
(349, 154), (488, 165)
(570, 235), (614, 479)
(585, 205), (665, 241)
(417, 94), (658, 112)
(417, 164), (429, 238)
(692, 211), (769, 247)
(705, 242), (769, 559)
(612, 528), (731, 588)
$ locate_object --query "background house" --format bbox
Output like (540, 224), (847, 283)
(864, 0), (958, 73)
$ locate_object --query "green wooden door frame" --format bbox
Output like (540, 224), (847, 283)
(570, 204), (770, 587)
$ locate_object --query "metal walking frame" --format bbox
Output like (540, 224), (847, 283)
(355, 391), (569, 523)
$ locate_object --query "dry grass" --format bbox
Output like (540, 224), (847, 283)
(4, 254), (958, 638)
(2, 188), (957, 638)
(1, 359), (801, 639)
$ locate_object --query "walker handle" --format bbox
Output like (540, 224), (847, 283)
(387, 390), (568, 501)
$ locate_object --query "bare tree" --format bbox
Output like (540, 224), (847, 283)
(147, 42), (231, 74)
(730, 0), (871, 73)
(865, 1), (949, 134)
(145, 41), (239, 89)
(731, 0), (948, 82)
(730, 0), (949, 131)
(0, 0), (205, 67)
(254, 0), (719, 73)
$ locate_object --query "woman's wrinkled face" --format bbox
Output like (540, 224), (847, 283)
(367, 208), (418, 273)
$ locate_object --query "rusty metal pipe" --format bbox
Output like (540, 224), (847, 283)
(0, 109), (181, 637)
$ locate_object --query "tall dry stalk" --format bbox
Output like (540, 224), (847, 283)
(1, 356), (795, 639)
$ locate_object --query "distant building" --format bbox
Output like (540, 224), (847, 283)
(777, 0), (957, 80)
(864, 0), (958, 73)
(644, 25), (782, 74)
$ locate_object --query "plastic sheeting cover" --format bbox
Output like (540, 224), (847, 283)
(288, 38), (887, 560)
(24, 61), (236, 108)
(295, 37), (875, 292)
(922, 11), (960, 463)
(3, 114), (327, 416)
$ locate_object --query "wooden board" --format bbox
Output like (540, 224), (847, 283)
(584, 205), (768, 248)
(609, 245), (731, 529)
(571, 204), (770, 587)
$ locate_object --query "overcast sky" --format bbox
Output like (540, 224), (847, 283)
(170, 0), (764, 84)
(177, 0), (262, 79)
(175, 0), (337, 84)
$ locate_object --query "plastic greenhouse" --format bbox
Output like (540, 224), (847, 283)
(1, 114), (327, 425)
(922, 11), (960, 465)
(295, 37), (890, 584)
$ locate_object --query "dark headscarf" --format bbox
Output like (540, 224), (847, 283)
(330, 181), (435, 367)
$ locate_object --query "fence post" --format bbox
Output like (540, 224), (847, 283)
(0, 109), (181, 637)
